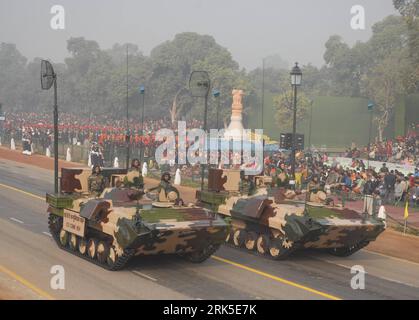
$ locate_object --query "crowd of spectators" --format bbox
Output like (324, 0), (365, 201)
(344, 127), (418, 166)
(263, 151), (419, 207)
(2, 112), (418, 207)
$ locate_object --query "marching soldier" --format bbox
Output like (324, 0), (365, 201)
(88, 165), (106, 196)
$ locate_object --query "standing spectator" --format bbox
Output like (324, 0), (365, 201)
(384, 170), (396, 204)
(380, 163), (389, 174)
(90, 143), (104, 168)
(363, 174), (377, 216)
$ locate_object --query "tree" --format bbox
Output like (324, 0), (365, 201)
(106, 43), (151, 117)
(263, 54), (289, 70)
(363, 50), (407, 141)
(393, 0), (419, 17)
(393, 0), (419, 92)
(273, 90), (311, 130)
(0, 43), (27, 110)
(149, 32), (243, 125)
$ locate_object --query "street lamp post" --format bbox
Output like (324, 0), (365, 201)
(189, 71), (211, 191)
(261, 57), (266, 174)
(290, 62), (302, 182)
(367, 101), (374, 169)
(139, 85), (145, 165)
(308, 100), (314, 151)
(212, 89), (220, 130)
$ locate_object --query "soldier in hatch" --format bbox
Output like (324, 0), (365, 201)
(88, 165), (107, 197)
(273, 162), (290, 188)
(307, 175), (327, 203)
(239, 172), (256, 196)
(123, 158), (144, 189)
(147, 172), (180, 202)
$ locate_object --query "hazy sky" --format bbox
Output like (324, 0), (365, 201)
(0, 0), (397, 70)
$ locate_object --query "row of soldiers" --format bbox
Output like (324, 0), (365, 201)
(87, 158), (180, 202)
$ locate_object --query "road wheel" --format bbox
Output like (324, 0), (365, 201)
(225, 229), (233, 243)
(256, 234), (270, 255)
(233, 229), (246, 247)
(48, 214), (62, 234)
(59, 228), (68, 247)
(245, 231), (258, 251)
(78, 238), (87, 255)
(87, 239), (98, 259)
(270, 236), (294, 259)
(69, 234), (78, 251)
(107, 247), (117, 268)
(184, 244), (220, 263)
(97, 241), (110, 264)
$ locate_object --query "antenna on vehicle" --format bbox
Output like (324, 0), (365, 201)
(41, 60), (59, 194)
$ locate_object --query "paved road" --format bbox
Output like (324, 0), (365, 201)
(0, 158), (418, 300)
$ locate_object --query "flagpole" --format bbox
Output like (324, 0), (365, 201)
(403, 200), (409, 235)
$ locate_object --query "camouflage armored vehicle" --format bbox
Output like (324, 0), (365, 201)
(46, 167), (228, 270)
(196, 168), (385, 260)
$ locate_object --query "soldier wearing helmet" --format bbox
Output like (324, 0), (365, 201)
(148, 172), (180, 202)
(123, 158), (144, 189)
(88, 165), (107, 196)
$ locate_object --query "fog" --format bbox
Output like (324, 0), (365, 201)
(0, 0), (397, 69)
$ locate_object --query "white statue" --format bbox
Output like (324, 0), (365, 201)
(225, 89), (245, 140)
(113, 157), (119, 168)
(142, 162), (148, 176)
(174, 168), (181, 185)
(66, 147), (72, 162)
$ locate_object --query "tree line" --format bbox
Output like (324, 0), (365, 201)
(0, 1), (417, 139)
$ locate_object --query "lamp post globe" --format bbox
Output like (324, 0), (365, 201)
(290, 62), (302, 86)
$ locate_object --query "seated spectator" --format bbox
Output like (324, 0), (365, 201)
(352, 175), (365, 194)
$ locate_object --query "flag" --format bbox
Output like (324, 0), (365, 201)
(404, 201), (409, 220)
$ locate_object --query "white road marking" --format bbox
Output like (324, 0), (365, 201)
(310, 255), (419, 289)
(9, 217), (24, 224)
(362, 249), (419, 267)
(132, 270), (157, 282)
(42, 232), (52, 237)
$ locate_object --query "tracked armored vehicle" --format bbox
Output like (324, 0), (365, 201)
(46, 167), (228, 270)
(197, 168), (385, 260)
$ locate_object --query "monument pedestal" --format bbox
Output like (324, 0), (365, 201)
(224, 89), (244, 140)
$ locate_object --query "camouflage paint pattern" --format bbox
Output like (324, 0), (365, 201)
(197, 169), (385, 253)
(47, 167), (228, 266)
